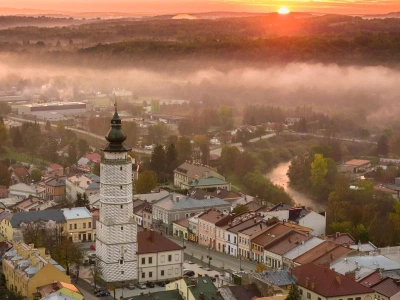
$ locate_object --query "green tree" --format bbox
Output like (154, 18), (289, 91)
(91, 259), (103, 289)
(219, 106), (234, 131)
(77, 138), (90, 157)
(177, 137), (192, 164)
(220, 146), (240, 174)
(285, 284), (301, 300)
(377, 135), (389, 156)
(193, 135), (209, 165)
(310, 154), (328, 188)
(0, 121), (8, 151)
(45, 120), (52, 131)
(136, 170), (157, 194)
(0, 161), (11, 187)
(12, 127), (23, 148)
(255, 263), (267, 273)
(31, 169), (42, 182)
(148, 123), (169, 145)
(234, 152), (256, 179)
(75, 193), (90, 208)
(232, 204), (249, 214)
(150, 145), (166, 180)
(56, 121), (66, 137)
(67, 142), (78, 166)
(166, 143), (178, 176)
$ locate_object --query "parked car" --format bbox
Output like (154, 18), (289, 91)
(96, 290), (110, 297)
(156, 281), (166, 287)
(127, 283), (136, 290)
(93, 287), (107, 294)
(146, 282), (155, 288)
(136, 283), (146, 289)
(184, 270), (195, 277)
(90, 244), (96, 250)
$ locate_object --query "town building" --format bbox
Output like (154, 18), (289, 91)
(189, 176), (231, 191)
(293, 241), (354, 267)
(219, 284), (262, 300)
(282, 237), (324, 268)
(2, 241), (70, 300)
(133, 189), (169, 203)
(225, 214), (265, 257)
(14, 195), (46, 212)
(264, 204), (326, 236)
(36, 281), (83, 300)
(326, 232), (356, 246)
(126, 290), (183, 300)
(47, 164), (64, 176)
(238, 221), (273, 260)
(96, 104), (137, 283)
(152, 193), (231, 235)
(44, 176), (66, 202)
(263, 230), (310, 270)
(142, 205), (153, 229)
(370, 277), (400, 300)
(172, 217), (189, 240)
(198, 209), (231, 249)
(173, 162), (225, 190)
(9, 183), (37, 200)
(338, 159), (372, 174)
(137, 230), (184, 283)
(17, 102), (87, 119)
(62, 207), (93, 242)
(10, 167), (30, 184)
(0, 210), (66, 241)
(166, 275), (223, 300)
(66, 173), (100, 201)
(252, 270), (296, 292)
(292, 263), (374, 300)
(188, 213), (200, 243)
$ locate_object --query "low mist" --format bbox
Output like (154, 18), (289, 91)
(1, 56), (400, 128)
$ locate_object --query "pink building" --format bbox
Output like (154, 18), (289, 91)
(198, 209), (230, 249)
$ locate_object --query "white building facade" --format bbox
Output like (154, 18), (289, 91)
(96, 105), (137, 283)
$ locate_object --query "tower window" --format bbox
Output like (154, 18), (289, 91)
(119, 259), (123, 264)
(120, 186), (123, 189)
(121, 205), (123, 209)
(121, 226), (123, 230)
(121, 271), (124, 275)
(120, 167), (122, 171)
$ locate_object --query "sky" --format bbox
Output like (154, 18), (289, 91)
(2, 0), (400, 15)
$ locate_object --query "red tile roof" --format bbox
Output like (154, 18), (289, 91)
(359, 271), (383, 287)
(84, 153), (101, 163)
(326, 233), (356, 245)
(198, 209), (230, 224)
(264, 231), (310, 255)
(173, 217), (189, 228)
(13, 167), (29, 179)
(137, 230), (183, 254)
(48, 163), (63, 171)
(294, 241), (337, 265)
(251, 223), (292, 247)
(293, 263), (373, 297)
(371, 277), (400, 297)
(312, 245), (354, 265)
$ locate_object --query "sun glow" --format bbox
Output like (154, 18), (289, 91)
(278, 7), (290, 14)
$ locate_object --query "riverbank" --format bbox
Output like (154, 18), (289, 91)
(265, 161), (327, 212)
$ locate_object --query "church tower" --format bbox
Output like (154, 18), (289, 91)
(96, 103), (137, 283)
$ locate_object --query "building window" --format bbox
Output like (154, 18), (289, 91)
(119, 260), (123, 264)
(149, 272), (153, 278)
(307, 292), (311, 299)
(299, 289), (303, 295)
(88, 222), (91, 228)
(120, 186), (123, 189)
(83, 223), (86, 229)
(121, 205), (123, 209)
(347, 298), (354, 300)
(168, 255), (172, 262)
(142, 272), (145, 278)
(141, 258), (145, 265)
(149, 257), (152, 264)
(161, 255), (165, 263)
(121, 271), (124, 274)
(121, 226), (123, 230)
(69, 224), (72, 230)
(120, 167), (123, 171)
(74, 224), (77, 229)
(318, 298), (321, 300)
(161, 270), (164, 276)
(355, 298), (361, 300)
(175, 254), (179, 261)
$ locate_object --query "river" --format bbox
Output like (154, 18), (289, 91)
(265, 161), (327, 212)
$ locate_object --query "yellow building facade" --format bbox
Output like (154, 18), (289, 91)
(2, 242), (70, 300)
(62, 207), (94, 242)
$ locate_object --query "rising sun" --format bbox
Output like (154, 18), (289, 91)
(278, 7), (290, 14)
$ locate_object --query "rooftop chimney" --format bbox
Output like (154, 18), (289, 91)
(336, 273), (341, 284)
(200, 292), (204, 299)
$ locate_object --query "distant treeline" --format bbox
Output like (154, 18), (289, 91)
(3, 33), (400, 66)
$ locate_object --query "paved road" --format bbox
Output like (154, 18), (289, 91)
(7, 115), (151, 154)
(167, 235), (257, 273)
(210, 133), (276, 156)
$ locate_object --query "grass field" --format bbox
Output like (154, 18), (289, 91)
(0, 147), (49, 165)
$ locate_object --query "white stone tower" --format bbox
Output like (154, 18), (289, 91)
(96, 103), (137, 283)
